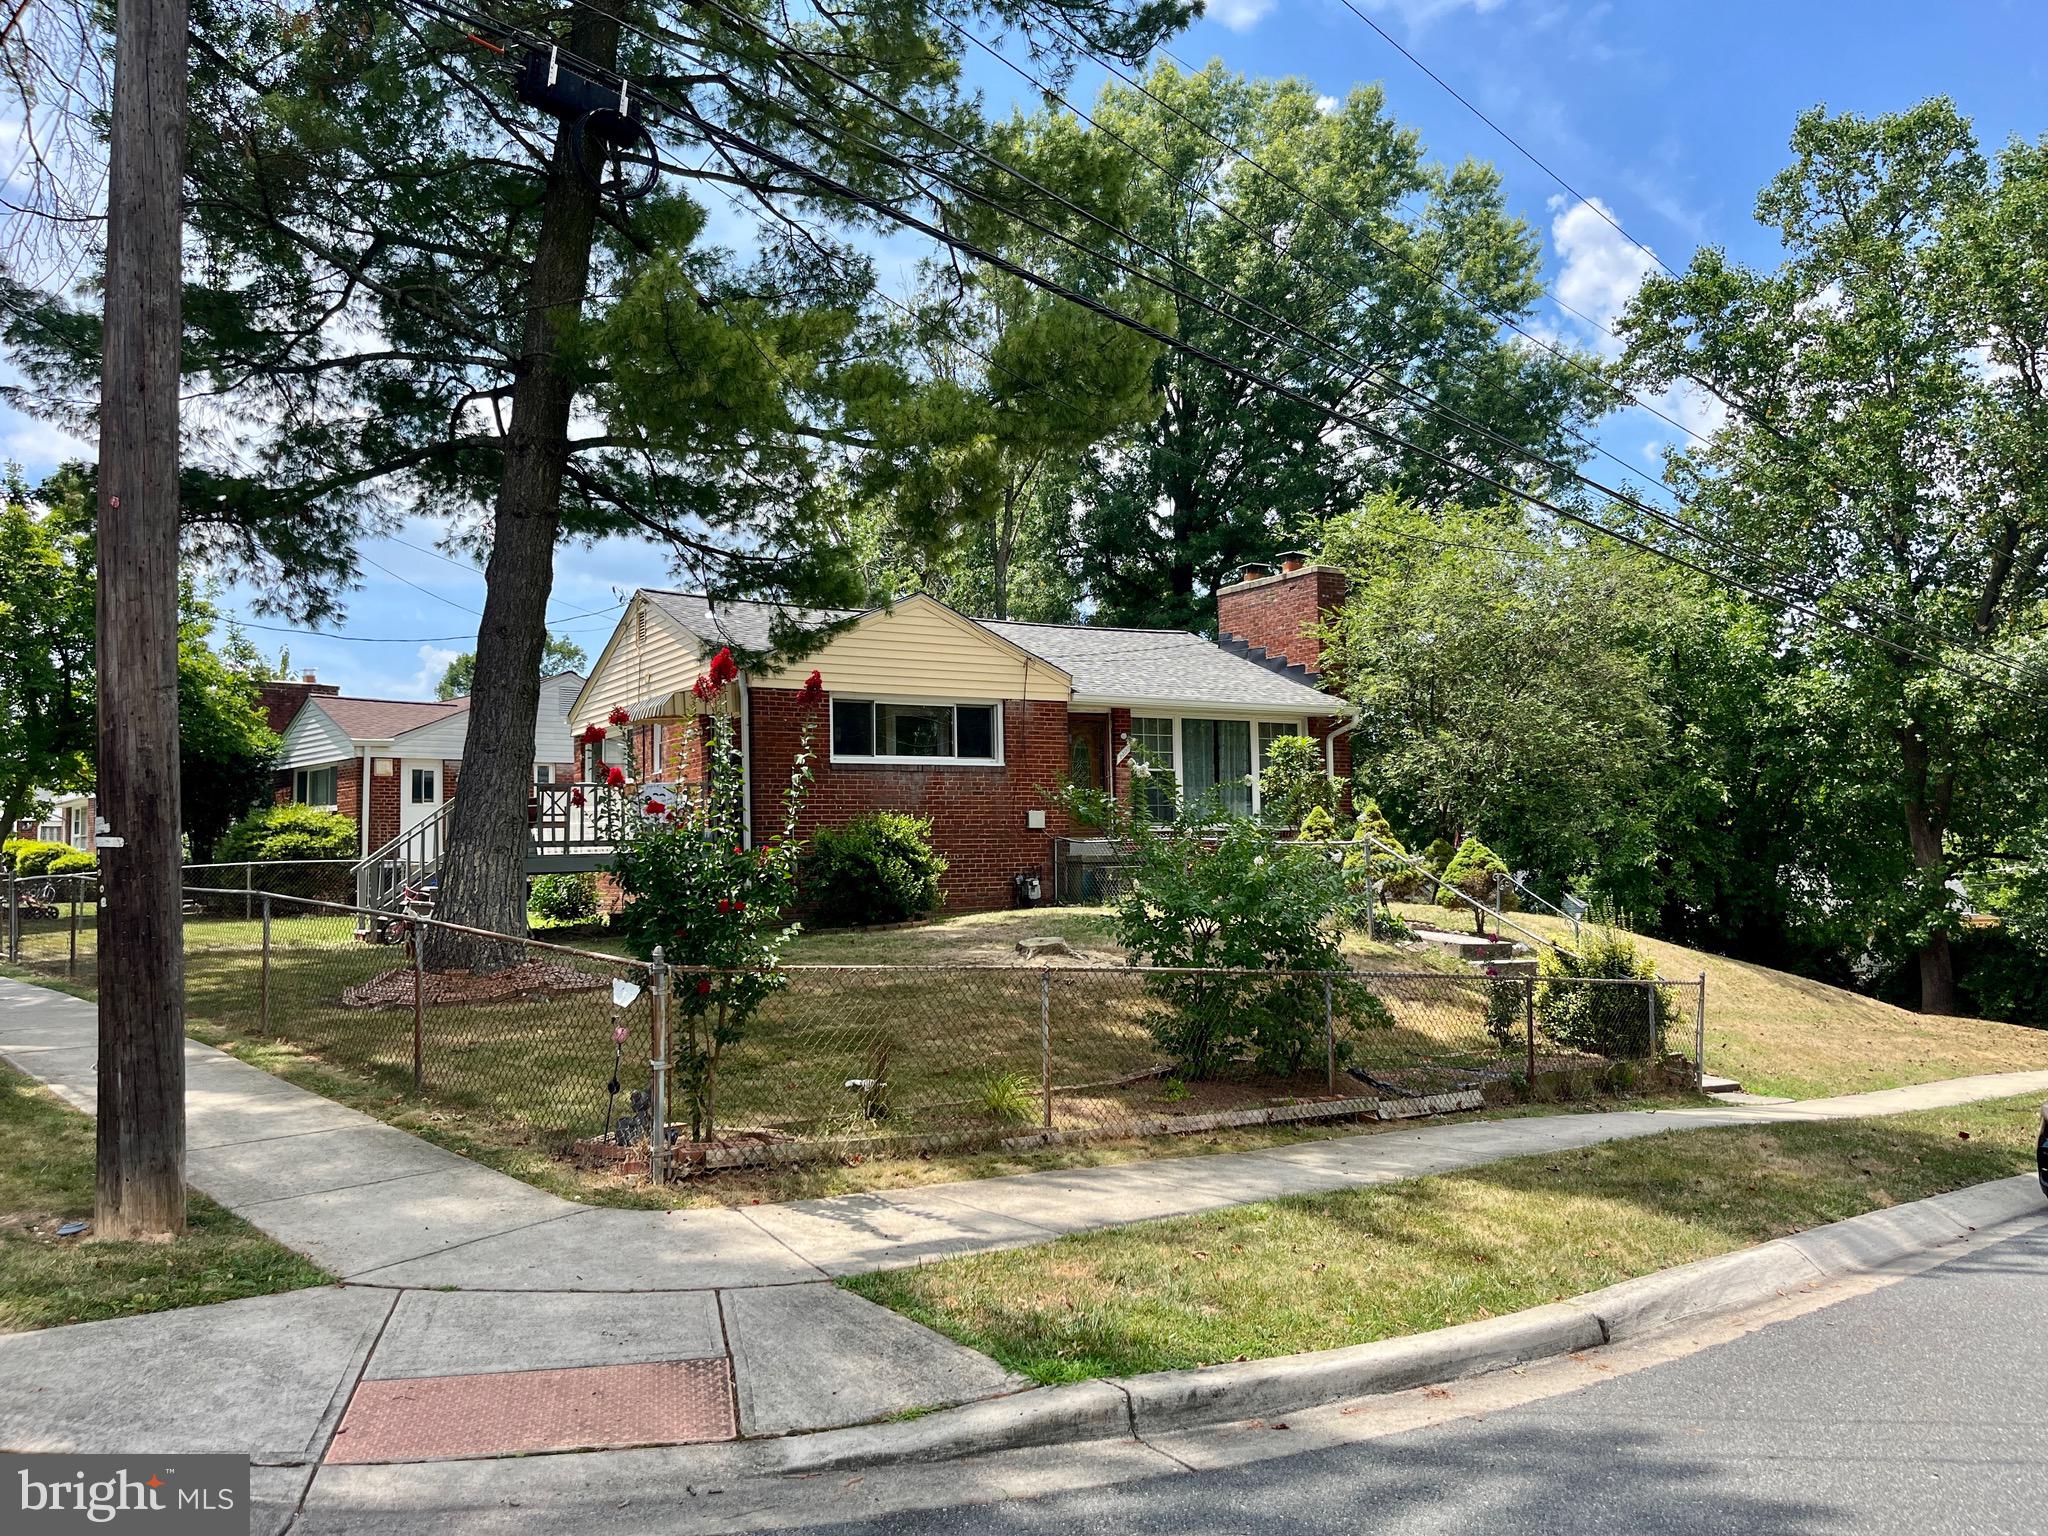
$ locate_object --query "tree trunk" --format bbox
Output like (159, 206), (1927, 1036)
(1900, 729), (1960, 1017)
(1904, 801), (1959, 1016)
(424, 0), (621, 972)
(95, 0), (189, 1237)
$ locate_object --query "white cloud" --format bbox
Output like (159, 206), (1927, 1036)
(1315, 94), (1339, 114)
(412, 644), (464, 696)
(1206, 0), (1274, 30)
(1545, 194), (1727, 448)
(1365, 0), (1510, 29)
(1547, 193), (1659, 356)
(2, 410), (93, 470)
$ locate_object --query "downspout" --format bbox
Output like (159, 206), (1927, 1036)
(737, 672), (754, 850)
(359, 747), (373, 854)
(1323, 710), (1360, 791)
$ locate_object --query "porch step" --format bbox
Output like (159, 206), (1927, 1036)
(1700, 1074), (1745, 1095)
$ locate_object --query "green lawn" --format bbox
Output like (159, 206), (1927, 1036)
(842, 1094), (2045, 1383)
(0, 1063), (333, 1333)
(1405, 907), (2048, 1099)
(8, 904), (1574, 1202)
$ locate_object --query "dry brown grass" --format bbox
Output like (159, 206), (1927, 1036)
(1394, 906), (2048, 1099)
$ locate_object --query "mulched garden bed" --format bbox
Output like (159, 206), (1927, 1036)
(340, 960), (610, 1010)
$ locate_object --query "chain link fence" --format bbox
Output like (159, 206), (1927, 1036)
(5, 877), (1705, 1177)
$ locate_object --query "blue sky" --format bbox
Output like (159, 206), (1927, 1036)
(7, 0), (2045, 697)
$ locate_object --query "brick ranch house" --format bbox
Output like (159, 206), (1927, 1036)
(570, 563), (1355, 912)
(268, 671), (585, 857)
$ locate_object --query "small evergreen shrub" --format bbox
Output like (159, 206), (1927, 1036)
(1537, 929), (1672, 1059)
(802, 812), (948, 926)
(1439, 836), (1509, 934)
(215, 804), (358, 863)
(528, 871), (602, 926)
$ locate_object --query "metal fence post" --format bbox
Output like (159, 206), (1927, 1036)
(1365, 885), (1376, 943)
(1323, 975), (1337, 1093)
(1040, 968), (1053, 1130)
(1524, 975), (1537, 1087)
(6, 875), (16, 964)
(259, 894), (272, 1034)
(1647, 980), (1658, 1064)
(648, 946), (669, 1186)
(67, 878), (79, 977)
(410, 921), (425, 1092)
(244, 862), (254, 921)
(1694, 971), (1707, 1090)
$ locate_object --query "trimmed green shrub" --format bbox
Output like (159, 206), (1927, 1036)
(10, 840), (74, 876)
(47, 851), (97, 877)
(1421, 837), (1454, 876)
(1537, 928), (1672, 1059)
(802, 812), (948, 927)
(214, 804), (358, 863)
(528, 871), (601, 925)
(1439, 836), (1509, 934)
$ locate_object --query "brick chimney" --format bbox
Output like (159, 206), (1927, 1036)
(1215, 557), (1347, 677)
(255, 672), (341, 734)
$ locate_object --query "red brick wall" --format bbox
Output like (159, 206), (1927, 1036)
(747, 689), (1074, 912)
(1215, 567), (1347, 675)
(254, 679), (340, 734)
(366, 759), (400, 850)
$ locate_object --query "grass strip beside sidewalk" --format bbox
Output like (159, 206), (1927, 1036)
(0, 1063), (333, 1333)
(844, 1095), (2045, 1384)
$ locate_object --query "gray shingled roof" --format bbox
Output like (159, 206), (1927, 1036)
(984, 621), (1342, 713)
(643, 591), (1342, 714)
(643, 590), (861, 655)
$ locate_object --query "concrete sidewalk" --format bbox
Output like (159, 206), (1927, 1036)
(5, 968), (2046, 1509)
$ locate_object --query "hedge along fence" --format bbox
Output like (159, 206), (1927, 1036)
(5, 883), (1710, 1176)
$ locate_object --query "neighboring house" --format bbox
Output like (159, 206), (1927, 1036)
(570, 563), (1354, 911)
(9, 792), (88, 850)
(273, 673), (585, 856)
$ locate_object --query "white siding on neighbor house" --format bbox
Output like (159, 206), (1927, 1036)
(751, 597), (1070, 703)
(573, 594), (703, 725)
(276, 702), (360, 770)
(388, 710), (469, 762)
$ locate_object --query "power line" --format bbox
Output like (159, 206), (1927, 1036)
(404, 0), (2037, 697)
(1331, 0), (1679, 280)
(652, 0), (2033, 686)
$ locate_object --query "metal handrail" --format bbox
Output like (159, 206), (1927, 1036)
(1495, 869), (1580, 940)
(352, 800), (456, 915)
(1287, 835), (1562, 955)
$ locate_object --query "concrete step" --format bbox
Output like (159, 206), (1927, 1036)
(1410, 927), (1525, 965)
(1700, 1074), (1745, 1095)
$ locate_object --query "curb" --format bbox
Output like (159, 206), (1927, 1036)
(770, 1174), (2047, 1466)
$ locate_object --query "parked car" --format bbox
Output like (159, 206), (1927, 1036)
(2038, 1101), (2047, 1198)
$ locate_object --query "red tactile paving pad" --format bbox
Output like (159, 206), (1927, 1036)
(326, 1358), (736, 1463)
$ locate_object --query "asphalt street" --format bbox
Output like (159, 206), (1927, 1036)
(789, 1220), (2048, 1536)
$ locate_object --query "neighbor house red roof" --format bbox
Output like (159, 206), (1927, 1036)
(311, 695), (469, 742)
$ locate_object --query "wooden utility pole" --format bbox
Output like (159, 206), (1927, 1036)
(95, 0), (188, 1236)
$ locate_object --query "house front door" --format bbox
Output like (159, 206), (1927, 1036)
(400, 759), (442, 854)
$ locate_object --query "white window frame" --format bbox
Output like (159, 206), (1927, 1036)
(66, 806), (89, 849)
(409, 766), (438, 805)
(828, 696), (1006, 767)
(535, 763), (554, 786)
(1127, 715), (1309, 818)
(293, 766), (339, 809)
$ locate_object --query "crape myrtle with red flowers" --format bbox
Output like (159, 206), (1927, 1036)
(611, 649), (819, 1143)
